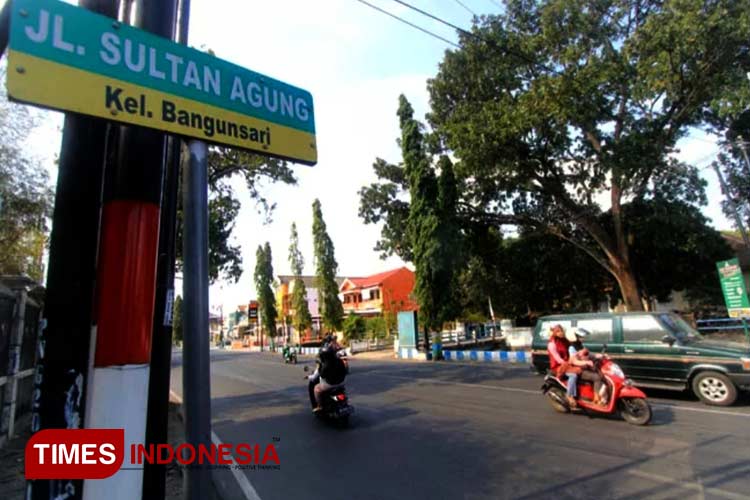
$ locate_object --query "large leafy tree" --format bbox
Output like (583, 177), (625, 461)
(177, 148), (296, 284)
(0, 66), (53, 282)
(312, 199), (344, 332)
(288, 222), (312, 336)
(424, 0), (750, 310)
(254, 242), (277, 339)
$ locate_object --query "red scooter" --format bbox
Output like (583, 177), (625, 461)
(541, 350), (652, 425)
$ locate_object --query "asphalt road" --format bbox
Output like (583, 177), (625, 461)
(171, 350), (750, 500)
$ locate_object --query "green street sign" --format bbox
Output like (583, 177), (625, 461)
(6, 0), (317, 165)
(716, 258), (750, 318)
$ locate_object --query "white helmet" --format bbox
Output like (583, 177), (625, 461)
(565, 327), (590, 342)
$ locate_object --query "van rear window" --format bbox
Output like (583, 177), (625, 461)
(537, 320), (572, 340)
(622, 315), (667, 343)
(575, 318), (613, 343)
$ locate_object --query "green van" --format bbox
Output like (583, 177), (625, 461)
(531, 312), (750, 406)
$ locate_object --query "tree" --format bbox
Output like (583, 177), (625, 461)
(312, 199), (344, 332)
(342, 313), (366, 342)
(176, 147), (297, 284)
(423, 0), (750, 310)
(172, 295), (183, 345)
(398, 96), (457, 334)
(0, 66), (53, 282)
(288, 222), (312, 336)
(623, 198), (732, 307)
(254, 243), (277, 342)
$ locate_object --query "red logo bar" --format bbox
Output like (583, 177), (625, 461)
(25, 429), (125, 479)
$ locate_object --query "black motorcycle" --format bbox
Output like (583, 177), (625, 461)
(304, 365), (353, 427)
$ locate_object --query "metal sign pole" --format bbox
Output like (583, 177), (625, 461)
(181, 139), (212, 500)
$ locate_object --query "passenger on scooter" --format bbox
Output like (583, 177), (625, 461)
(547, 324), (580, 408)
(307, 343), (348, 412)
(566, 328), (607, 406)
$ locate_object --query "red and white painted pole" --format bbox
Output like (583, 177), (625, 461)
(83, 193), (161, 500)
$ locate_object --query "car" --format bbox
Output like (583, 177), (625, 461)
(531, 312), (750, 406)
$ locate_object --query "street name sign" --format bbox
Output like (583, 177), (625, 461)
(6, 0), (317, 165)
(716, 258), (750, 318)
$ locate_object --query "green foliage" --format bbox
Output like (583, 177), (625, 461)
(312, 199), (344, 332)
(172, 295), (183, 344)
(359, 158), (412, 261)
(0, 66), (52, 282)
(342, 313), (366, 342)
(364, 316), (388, 340)
(623, 198), (733, 305)
(288, 222), (312, 334)
(398, 96), (458, 332)
(422, 0), (750, 309)
(176, 147), (297, 284)
(254, 243), (277, 337)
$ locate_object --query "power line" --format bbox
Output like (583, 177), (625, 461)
(488, 0), (503, 8)
(390, 0), (471, 37)
(387, 0), (558, 73)
(452, 0), (476, 16)
(354, 0), (460, 48)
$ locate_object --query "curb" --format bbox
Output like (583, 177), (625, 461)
(398, 347), (532, 364)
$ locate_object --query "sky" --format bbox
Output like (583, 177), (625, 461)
(12, 0), (736, 313)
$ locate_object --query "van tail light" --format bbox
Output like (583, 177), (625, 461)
(741, 357), (750, 371)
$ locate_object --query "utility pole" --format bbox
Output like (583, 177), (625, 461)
(84, 1), (177, 499)
(27, 2), (118, 500)
(182, 137), (212, 500)
(713, 162), (750, 249)
(143, 136), (181, 497)
(177, 0), (213, 496)
(735, 135), (750, 179)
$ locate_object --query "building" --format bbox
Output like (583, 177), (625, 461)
(339, 267), (417, 317)
(276, 275), (349, 344)
(209, 312), (223, 344)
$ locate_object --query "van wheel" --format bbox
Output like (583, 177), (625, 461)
(692, 371), (737, 406)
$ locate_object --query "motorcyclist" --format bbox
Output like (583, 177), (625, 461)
(307, 340), (348, 412)
(547, 324), (580, 407)
(566, 328), (607, 406)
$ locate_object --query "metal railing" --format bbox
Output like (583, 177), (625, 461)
(696, 317), (750, 342)
(0, 278), (42, 448)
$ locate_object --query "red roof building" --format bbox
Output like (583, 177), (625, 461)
(339, 267), (417, 317)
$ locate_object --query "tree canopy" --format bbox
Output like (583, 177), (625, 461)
(365, 0), (750, 311)
(176, 147), (297, 284)
(254, 242), (277, 338)
(288, 222), (312, 335)
(0, 66), (53, 282)
(312, 199), (344, 332)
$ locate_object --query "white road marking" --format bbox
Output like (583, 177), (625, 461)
(170, 390), (262, 500)
(210, 431), (263, 500)
(627, 469), (747, 500)
(376, 374), (750, 419)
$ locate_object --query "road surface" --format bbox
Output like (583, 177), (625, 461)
(171, 350), (750, 500)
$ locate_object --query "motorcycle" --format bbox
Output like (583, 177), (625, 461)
(304, 365), (353, 427)
(541, 347), (652, 425)
(283, 348), (298, 364)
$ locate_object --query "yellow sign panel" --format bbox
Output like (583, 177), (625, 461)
(9, 52), (317, 164)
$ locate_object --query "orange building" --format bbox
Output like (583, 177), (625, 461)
(339, 267), (417, 317)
